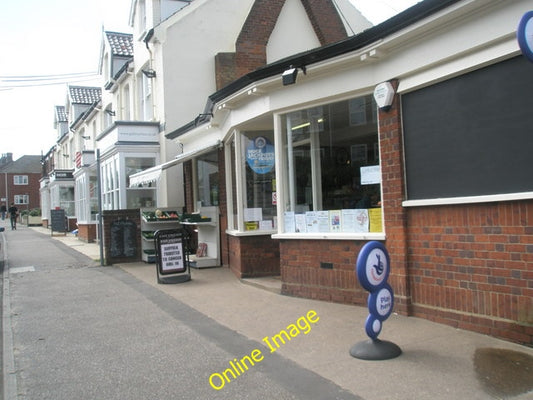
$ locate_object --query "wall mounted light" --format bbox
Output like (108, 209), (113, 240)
(373, 81), (395, 112)
(63, 154), (69, 158)
(82, 136), (91, 140)
(282, 65), (306, 86)
(104, 109), (116, 116)
(142, 69), (157, 78)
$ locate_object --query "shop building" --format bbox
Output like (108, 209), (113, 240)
(165, 0), (533, 344)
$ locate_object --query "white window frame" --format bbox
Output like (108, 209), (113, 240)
(14, 175), (28, 185)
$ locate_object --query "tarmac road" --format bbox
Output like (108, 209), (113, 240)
(1, 224), (360, 400)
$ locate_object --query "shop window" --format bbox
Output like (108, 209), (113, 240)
(226, 131), (277, 232)
(243, 132), (276, 231)
(126, 157), (156, 208)
(196, 151), (219, 207)
(280, 95), (382, 234)
(59, 186), (75, 216)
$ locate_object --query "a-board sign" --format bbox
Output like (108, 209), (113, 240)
(50, 209), (66, 234)
(155, 229), (186, 275)
(110, 219), (137, 258)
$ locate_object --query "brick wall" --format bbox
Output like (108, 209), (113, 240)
(0, 172), (41, 210)
(221, 0), (350, 82)
(229, 234), (280, 278)
(77, 223), (97, 243)
(378, 80), (411, 314)
(281, 240), (366, 304)
(406, 202), (533, 344)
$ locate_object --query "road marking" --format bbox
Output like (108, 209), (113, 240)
(10, 266), (35, 274)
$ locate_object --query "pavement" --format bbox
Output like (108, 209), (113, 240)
(16, 225), (533, 399)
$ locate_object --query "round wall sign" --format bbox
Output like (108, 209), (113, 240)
(517, 11), (533, 63)
(356, 241), (390, 292)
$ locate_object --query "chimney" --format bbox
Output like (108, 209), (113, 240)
(0, 153), (13, 166)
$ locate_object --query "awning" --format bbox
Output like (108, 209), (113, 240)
(129, 140), (221, 187)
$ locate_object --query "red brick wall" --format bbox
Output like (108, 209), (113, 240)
(230, 0), (349, 79)
(378, 80), (411, 314)
(406, 202), (533, 344)
(0, 172), (41, 210)
(77, 223), (97, 243)
(281, 240), (366, 304)
(229, 234), (280, 278)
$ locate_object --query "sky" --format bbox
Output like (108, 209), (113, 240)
(0, 0), (420, 161)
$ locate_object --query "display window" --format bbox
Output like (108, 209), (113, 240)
(195, 151), (219, 207)
(226, 130), (277, 233)
(125, 157), (157, 208)
(278, 95), (383, 235)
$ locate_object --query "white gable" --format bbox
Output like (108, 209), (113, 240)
(266, 0), (321, 63)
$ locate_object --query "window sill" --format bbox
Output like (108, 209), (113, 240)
(226, 229), (276, 237)
(272, 232), (385, 241)
(402, 191), (533, 207)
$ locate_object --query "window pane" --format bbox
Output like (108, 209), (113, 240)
(242, 132), (276, 231)
(197, 151), (219, 207)
(281, 95), (382, 233)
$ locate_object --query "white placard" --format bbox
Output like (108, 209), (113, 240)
(360, 165), (381, 185)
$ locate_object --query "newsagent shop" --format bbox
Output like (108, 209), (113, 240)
(166, 0), (532, 344)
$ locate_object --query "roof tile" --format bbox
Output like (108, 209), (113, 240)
(105, 31), (134, 57)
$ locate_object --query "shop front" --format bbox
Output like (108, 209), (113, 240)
(167, 0), (533, 344)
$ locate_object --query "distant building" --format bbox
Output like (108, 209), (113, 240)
(0, 153), (42, 212)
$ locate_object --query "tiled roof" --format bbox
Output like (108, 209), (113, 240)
(68, 86), (102, 105)
(0, 155), (42, 173)
(105, 31), (134, 57)
(55, 105), (67, 122)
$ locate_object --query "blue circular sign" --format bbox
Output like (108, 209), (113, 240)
(368, 283), (394, 321)
(365, 314), (382, 340)
(517, 11), (533, 63)
(356, 241), (390, 292)
(246, 136), (275, 174)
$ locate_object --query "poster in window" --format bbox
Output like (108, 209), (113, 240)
(246, 136), (275, 174)
(284, 211), (296, 233)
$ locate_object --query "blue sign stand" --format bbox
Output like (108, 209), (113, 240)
(350, 241), (401, 360)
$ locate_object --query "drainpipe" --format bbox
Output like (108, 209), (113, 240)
(143, 28), (157, 121)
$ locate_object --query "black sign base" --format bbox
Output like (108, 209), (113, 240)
(350, 339), (402, 360)
(157, 273), (191, 284)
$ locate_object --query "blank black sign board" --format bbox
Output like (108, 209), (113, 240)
(50, 209), (66, 235)
(110, 219), (137, 258)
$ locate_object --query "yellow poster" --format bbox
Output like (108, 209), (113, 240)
(368, 208), (382, 232)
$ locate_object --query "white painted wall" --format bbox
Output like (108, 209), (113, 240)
(266, 0), (321, 63)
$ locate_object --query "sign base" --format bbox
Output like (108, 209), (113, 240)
(157, 273), (191, 284)
(350, 339), (401, 360)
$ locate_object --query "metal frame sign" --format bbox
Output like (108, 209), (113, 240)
(155, 229), (186, 275)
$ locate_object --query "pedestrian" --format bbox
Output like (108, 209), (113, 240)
(0, 203), (6, 220)
(8, 203), (18, 230)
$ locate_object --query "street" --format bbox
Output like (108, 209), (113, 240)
(1, 225), (359, 400)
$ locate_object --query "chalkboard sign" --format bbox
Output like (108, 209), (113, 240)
(110, 219), (137, 258)
(50, 209), (66, 234)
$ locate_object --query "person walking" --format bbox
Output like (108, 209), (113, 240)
(0, 203), (6, 220)
(8, 203), (18, 230)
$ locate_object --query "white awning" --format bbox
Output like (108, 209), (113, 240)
(129, 140), (221, 187)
